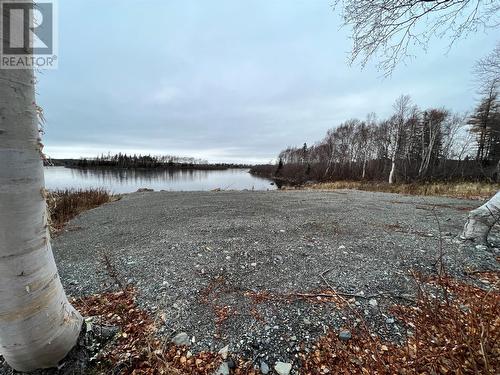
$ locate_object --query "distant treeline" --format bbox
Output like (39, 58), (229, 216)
(251, 92), (500, 185)
(47, 153), (251, 170)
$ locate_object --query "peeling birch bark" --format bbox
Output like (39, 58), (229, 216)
(462, 191), (500, 245)
(0, 28), (82, 375)
(388, 160), (396, 184)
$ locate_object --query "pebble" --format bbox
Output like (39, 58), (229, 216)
(274, 362), (292, 375)
(227, 358), (236, 369)
(459, 304), (470, 313)
(386, 317), (395, 324)
(475, 244), (488, 251)
(339, 330), (352, 341)
(368, 298), (378, 307)
(260, 361), (270, 374)
(215, 362), (230, 375)
(218, 345), (229, 359)
(172, 332), (190, 346)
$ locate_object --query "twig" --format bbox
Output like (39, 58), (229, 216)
(319, 268), (379, 346)
(320, 269), (413, 301)
(102, 250), (125, 289)
(480, 323), (490, 372)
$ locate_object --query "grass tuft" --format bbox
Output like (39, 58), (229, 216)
(47, 188), (114, 233)
(308, 181), (500, 200)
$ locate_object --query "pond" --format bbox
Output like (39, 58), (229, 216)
(44, 167), (276, 193)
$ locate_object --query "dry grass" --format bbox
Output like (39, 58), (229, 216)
(73, 288), (247, 375)
(300, 272), (500, 374)
(308, 181), (499, 200)
(47, 188), (115, 233)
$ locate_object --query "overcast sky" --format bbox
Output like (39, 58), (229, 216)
(39, 0), (498, 163)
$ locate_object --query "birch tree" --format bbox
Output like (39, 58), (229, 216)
(418, 109), (446, 179)
(0, 1), (83, 371)
(388, 95), (413, 184)
(462, 192), (500, 244)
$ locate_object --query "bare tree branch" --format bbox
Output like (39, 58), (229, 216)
(334, 0), (500, 75)
(473, 41), (500, 92)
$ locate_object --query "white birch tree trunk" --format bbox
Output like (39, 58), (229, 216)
(0, 57), (82, 373)
(388, 158), (396, 184)
(462, 191), (500, 244)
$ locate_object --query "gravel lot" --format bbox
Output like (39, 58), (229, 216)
(53, 190), (499, 371)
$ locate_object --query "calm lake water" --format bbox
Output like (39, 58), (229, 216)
(44, 166), (275, 193)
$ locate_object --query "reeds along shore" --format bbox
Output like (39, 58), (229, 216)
(47, 188), (113, 232)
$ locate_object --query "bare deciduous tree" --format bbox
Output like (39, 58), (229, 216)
(335, 0), (500, 73)
(473, 41), (500, 89)
(388, 95), (414, 183)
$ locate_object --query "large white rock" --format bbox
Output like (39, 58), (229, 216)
(274, 362), (292, 375)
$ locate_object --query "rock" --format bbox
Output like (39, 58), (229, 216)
(218, 345), (229, 359)
(227, 358), (236, 369)
(475, 244), (488, 251)
(303, 318), (311, 325)
(368, 298), (378, 307)
(260, 361), (270, 374)
(136, 188), (153, 192)
(274, 362), (292, 375)
(172, 332), (190, 346)
(386, 317), (395, 324)
(459, 304), (470, 313)
(338, 245), (346, 250)
(339, 330), (352, 341)
(215, 362), (230, 375)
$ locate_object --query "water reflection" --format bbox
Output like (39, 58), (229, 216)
(44, 167), (275, 193)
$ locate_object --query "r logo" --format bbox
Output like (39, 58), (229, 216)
(1, 1), (53, 54)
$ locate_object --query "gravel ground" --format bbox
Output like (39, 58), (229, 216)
(52, 189), (499, 372)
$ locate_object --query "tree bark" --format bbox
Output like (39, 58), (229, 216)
(388, 158), (396, 184)
(462, 191), (500, 244)
(0, 54), (82, 373)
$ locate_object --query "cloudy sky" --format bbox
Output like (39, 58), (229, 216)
(39, 0), (498, 163)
